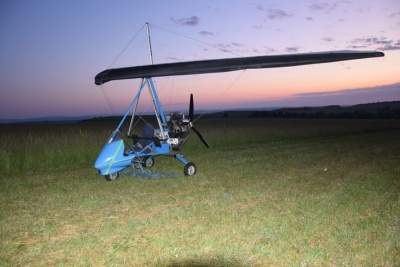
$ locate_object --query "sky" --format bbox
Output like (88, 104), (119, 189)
(1, 0), (400, 120)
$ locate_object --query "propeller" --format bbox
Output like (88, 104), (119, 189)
(188, 94), (209, 148)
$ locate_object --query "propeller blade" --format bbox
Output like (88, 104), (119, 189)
(189, 94), (194, 121)
(192, 126), (209, 148)
(188, 94), (208, 148)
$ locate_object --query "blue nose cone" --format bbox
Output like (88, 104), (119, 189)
(94, 138), (125, 175)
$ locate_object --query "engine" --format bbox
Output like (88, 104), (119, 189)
(167, 112), (191, 150)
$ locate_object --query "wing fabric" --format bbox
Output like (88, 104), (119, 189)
(95, 50), (384, 85)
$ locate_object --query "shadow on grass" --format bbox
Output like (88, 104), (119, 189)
(164, 257), (246, 267)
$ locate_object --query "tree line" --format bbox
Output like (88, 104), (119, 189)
(248, 103), (400, 119)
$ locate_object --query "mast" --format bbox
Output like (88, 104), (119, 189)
(146, 22), (154, 65)
(145, 22), (167, 138)
(128, 23), (154, 136)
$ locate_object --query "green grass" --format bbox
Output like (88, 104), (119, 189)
(1, 119), (399, 266)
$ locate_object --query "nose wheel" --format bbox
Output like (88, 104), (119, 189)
(105, 172), (119, 181)
(142, 156), (154, 168)
(184, 162), (196, 176)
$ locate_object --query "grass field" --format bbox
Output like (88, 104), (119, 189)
(1, 118), (399, 266)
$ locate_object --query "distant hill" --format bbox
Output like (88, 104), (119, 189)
(0, 115), (106, 124)
(246, 101), (400, 119)
(3, 101), (399, 124)
(80, 101), (400, 122)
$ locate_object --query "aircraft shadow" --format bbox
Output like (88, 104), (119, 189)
(162, 257), (246, 267)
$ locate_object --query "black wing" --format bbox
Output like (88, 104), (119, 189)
(95, 50), (384, 85)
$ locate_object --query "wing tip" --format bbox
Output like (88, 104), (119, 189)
(376, 51), (385, 57)
(94, 70), (109, 85)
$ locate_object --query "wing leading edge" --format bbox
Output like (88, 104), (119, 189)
(95, 50), (384, 85)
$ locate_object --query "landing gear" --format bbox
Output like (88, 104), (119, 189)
(105, 172), (119, 181)
(184, 162), (196, 176)
(142, 157), (154, 168)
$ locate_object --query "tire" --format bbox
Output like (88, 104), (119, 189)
(105, 172), (119, 181)
(184, 162), (196, 176)
(142, 157), (154, 168)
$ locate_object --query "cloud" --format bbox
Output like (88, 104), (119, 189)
(170, 16), (200, 26)
(252, 25), (264, 30)
(256, 5), (292, 20)
(380, 41), (400, 51)
(309, 3), (331, 12)
(256, 4), (264, 11)
(275, 83), (400, 107)
(264, 47), (278, 54)
(308, 1), (351, 13)
(389, 12), (400, 18)
(349, 36), (400, 51)
(265, 9), (292, 19)
(322, 37), (335, 42)
(294, 83), (400, 98)
(389, 12), (400, 26)
(200, 31), (215, 36)
(230, 83), (400, 109)
(214, 43), (233, 53)
(284, 46), (301, 53)
(166, 56), (180, 61)
(213, 42), (245, 54)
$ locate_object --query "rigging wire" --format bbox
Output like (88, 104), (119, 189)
(148, 24), (175, 111)
(100, 84), (118, 115)
(149, 23), (248, 119)
(168, 76), (175, 112)
(151, 24), (242, 57)
(130, 95), (155, 131)
(192, 70), (247, 123)
(101, 24), (147, 116)
(108, 24), (146, 69)
(100, 22), (248, 122)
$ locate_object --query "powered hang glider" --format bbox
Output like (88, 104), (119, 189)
(94, 47), (384, 181)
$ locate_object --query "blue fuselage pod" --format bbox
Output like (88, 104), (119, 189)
(154, 142), (169, 154)
(95, 131), (127, 175)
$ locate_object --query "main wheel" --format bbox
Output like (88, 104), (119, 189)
(105, 172), (119, 181)
(142, 157), (154, 168)
(184, 162), (196, 176)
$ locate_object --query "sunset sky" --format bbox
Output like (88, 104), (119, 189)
(1, 0), (399, 120)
